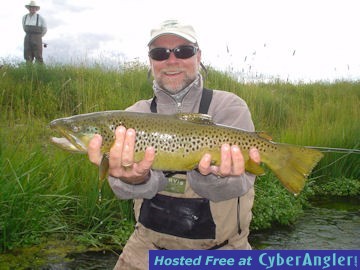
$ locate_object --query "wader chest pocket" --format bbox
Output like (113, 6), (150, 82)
(139, 194), (216, 239)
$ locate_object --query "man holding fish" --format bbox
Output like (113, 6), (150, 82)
(88, 19), (261, 269)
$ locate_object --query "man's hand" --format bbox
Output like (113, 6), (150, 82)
(197, 144), (261, 177)
(88, 126), (155, 184)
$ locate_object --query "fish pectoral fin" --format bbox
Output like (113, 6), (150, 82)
(98, 154), (109, 203)
(175, 113), (214, 125)
(245, 159), (265, 176)
(99, 154), (109, 181)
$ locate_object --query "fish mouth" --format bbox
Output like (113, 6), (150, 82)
(50, 137), (87, 153)
(50, 121), (88, 153)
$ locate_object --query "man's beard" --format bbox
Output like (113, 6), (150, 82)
(156, 72), (196, 94)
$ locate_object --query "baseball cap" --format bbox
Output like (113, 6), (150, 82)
(148, 19), (198, 46)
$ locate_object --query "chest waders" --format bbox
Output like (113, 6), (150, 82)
(24, 14), (44, 63)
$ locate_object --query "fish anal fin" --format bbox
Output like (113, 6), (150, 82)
(245, 159), (265, 176)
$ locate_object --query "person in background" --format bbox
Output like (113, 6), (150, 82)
(22, 1), (47, 64)
(88, 19), (261, 270)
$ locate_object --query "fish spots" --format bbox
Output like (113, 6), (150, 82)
(85, 126), (99, 134)
(88, 113), (280, 160)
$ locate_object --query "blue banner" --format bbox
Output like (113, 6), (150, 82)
(149, 250), (359, 269)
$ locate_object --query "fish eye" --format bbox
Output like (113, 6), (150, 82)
(71, 125), (80, 133)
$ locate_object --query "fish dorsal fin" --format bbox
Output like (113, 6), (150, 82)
(257, 132), (273, 141)
(175, 113), (214, 125)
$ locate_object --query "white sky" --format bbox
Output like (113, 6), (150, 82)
(1, 0), (360, 82)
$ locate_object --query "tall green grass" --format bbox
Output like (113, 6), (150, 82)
(0, 63), (359, 253)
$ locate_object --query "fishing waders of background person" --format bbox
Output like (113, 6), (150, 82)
(22, 1), (47, 64)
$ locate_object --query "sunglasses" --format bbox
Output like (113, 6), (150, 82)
(148, 45), (199, 61)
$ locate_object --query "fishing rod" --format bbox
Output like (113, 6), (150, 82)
(304, 146), (360, 154)
(304, 145), (359, 174)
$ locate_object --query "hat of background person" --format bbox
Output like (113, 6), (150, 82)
(148, 19), (198, 46)
(25, 1), (40, 10)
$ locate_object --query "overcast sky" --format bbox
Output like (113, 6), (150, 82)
(1, 0), (359, 82)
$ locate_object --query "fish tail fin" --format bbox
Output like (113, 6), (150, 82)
(266, 144), (324, 195)
(97, 154), (109, 203)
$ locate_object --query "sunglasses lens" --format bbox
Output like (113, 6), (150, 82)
(148, 48), (170, 61)
(149, 46), (198, 61)
(174, 46), (197, 59)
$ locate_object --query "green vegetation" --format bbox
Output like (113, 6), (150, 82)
(0, 63), (359, 259)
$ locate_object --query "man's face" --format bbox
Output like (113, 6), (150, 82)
(29, 6), (37, 14)
(149, 35), (201, 94)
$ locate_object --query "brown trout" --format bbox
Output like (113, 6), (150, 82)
(50, 110), (324, 195)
